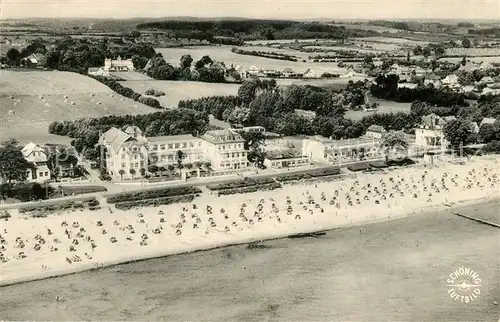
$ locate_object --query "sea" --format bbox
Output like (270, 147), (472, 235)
(1, 201), (499, 321)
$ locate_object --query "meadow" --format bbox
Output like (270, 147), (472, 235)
(0, 70), (156, 144)
(118, 80), (241, 108)
(345, 98), (412, 120)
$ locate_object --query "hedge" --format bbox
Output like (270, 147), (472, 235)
(19, 197), (99, 214)
(275, 173), (312, 182)
(347, 163), (371, 172)
(114, 195), (195, 210)
(217, 182), (282, 196)
(307, 167), (341, 178)
(58, 185), (107, 196)
(107, 186), (201, 203)
(207, 177), (276, 191)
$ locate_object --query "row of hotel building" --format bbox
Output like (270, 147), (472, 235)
(23, 114), (495, 183)
(98, 114), (474, 180)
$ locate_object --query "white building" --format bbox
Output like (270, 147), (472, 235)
(303, 68), (316, 78)
(364, 125), (387, 139)
(201, 129), (250, 172)
(88, 67), (110, 77)
(98, 127), (149, 180)
(148, 134), (205, 167)
(414, 114), (449, 149)
(21, 142), (51, 183)
(103, 56), (135, 72)
(442, 74), (460, 88)
(304, 136), (382, 165)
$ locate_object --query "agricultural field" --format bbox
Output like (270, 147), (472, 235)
(439, 56), (500, 64)
(155, 46), (350, 75)
(356, 36), (431, 46)
(445, 47), (500, 57)
(277, 76), (369, 87)
(0, 70), (156, 144)
(118, 80), (240, 108)
(339, 23), (403, 33)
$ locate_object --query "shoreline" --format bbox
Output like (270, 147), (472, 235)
(1, 195), (497, 288)
(1, 156), (499, 287)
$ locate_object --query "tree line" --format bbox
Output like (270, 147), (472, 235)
(370, 74), (468, 107)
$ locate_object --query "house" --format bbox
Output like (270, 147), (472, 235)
(424, 73), (441, 88)
(480, 117), (497, 127)
(26, 53), (45, 66)
(201, 129), (250, 172)
(44, 144), (77, 178)
(103, 56), (135, 72)
(364, 125), (387, 139)
(482, 87), (500, 95)
(441, 74), (460, 88)
(0, 37), (11, 45)
(460, 85), (475, 93)
(458, 62), (479, 73)
(479, 62), (493, 71)
(98, 127), (149, 180)
(21, 142), (51, 183)
(263, 69), (281, 77)
(303, 68), (316, 78)
(87, 67), (110, 77)
(412, 66), (426, 77)
(479, 76), (495, 86)
(264, 150), (310, 169)
(414, 113), (449, 149)
(304, 136), (382, 165)
(282, 68), (294, 78)
(340, 71), (356, 78)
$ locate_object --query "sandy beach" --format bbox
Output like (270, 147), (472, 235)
(1, 156), (499, 286)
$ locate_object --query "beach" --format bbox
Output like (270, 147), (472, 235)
(0, 156), (499, 286)
(0, 200), (498, 321)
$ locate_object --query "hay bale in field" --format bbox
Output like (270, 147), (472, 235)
(64, 99), (69, 103)
(96, 101), (102, 105)
(9, 95), (14, 99)
(71, 102), (75, 105)
(64, 95), (68, 99)
(8, 110), (14, 115)
(44, 103), (50, 107)
(90, 93), (95, 97)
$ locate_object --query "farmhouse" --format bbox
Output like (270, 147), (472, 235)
(423, 73), (441, 88)
(282, 68), (295, 78)
(414, 113), (449, 149)
(303, 68), (316, 78)
(21, 142), (51, 183)
(87, 67), (110, 77)
(304, 136), (382, 165)
(441, 74), (460, 88)
(479, 76), (494, 86)
(26, 53), (45, 66)
(480, 117), (496, 127)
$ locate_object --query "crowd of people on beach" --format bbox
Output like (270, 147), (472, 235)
(0, 157), (498, 278)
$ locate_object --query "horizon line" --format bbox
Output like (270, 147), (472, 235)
(1, 16), (499, 21)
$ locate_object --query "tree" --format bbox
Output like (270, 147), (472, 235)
(166, 164), (174, 174)
(228, 106), (251, 125)
(195, 55), (212, 69)
(185, 163), (193, 171)
(180, 54), (193, 69)
(461, 56), (467, 66)
(6, 48), (21, 65)
(129, 168), (136, 179)
(148, 165), (158, 174)
(443, 119), (477, 149)
(176, 150), (185, 168)
(461, 38), (471, 48)
(118, 169), (125, 180)
(0, 139), (31, 186)
(139, 168), (146, 177)
(380, 131), (409, 163)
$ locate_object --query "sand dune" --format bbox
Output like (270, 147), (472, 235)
(0, 156), (498, 286)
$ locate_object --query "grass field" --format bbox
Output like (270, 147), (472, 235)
(0, 70), (156, 144)
(110, 71), (153, 81)
(439, 56), (500, 64)
(445, 48), (500, 57)
(345, 98), (411, 120)
(118, 80), (241, 108)
(155, 46), (349, 75)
